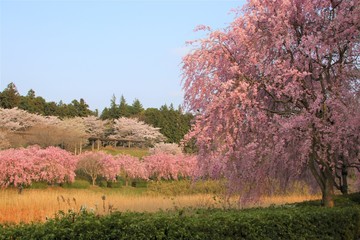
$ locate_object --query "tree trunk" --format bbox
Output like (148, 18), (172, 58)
(92, 176), (96, 186)
(322, 175), (334, 207)
(92, 141), (95, 151)
(309, 158), (335, 207)
(341, 164), (348, 195)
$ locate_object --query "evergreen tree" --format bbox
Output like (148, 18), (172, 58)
(27, 89), (35, 99)
(44, 102), (58, 116)
(74, 98), (92, 117)
(0, 82), (20, 108)
(130, 98), (144, 116)
(101, 95), (120, 119)
(109, 94), (119, 119)
(142, 104), (193, 143)
(19, 89), (47, 115)
(119, 95), (129, 117)
(100, 107), (110, 120)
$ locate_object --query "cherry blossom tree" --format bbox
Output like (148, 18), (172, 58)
(0, 148), (35, 187)
(182, 0), (360, 207)
(0, 107), (57, 132)
(174, 154), (199, 179)
(115, 154), (148, 186)
(82, 116), (109, 150)
(26, 146), (77, 184)
(58, 117), (89, 153)
(110, 117), (166, 146)
(143, 153), (198, 180)
(0, 108), (92, 151)
(76, 151), (119, 185)
(0, 108), (64, 148)
(143, 153), (178, 180)
(0, 146), (77, 188)
(149, 143), (183, 155)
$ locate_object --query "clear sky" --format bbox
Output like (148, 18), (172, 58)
(0, 0), (246, 112)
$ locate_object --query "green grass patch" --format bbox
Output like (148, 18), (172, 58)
(29, 182), (49, 189)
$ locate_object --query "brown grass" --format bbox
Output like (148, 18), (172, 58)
(260, 194), (320, 207)
(0, 187), (320, 224)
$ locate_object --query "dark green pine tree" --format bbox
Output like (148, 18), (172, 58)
(0, 82), (21, 108)
(142, 104), (193, 143)
(76, 98), (93, 117)
(19, 89), (47, 115)
(119, 95), (129, 117)
(130, 98), (144, 116)
(100, 107), (110, 120)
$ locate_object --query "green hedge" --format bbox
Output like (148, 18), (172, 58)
(1, 205), (359, 239)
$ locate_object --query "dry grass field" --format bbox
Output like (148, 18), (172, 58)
(0, 187), (320, 224)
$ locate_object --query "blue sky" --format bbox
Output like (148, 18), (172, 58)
(0, 0), (246, 112)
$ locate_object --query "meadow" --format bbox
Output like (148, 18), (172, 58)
(0, 182), (320, 224)
(1, 188), (359, 239)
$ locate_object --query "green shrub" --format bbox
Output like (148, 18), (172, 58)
(106, 181), (122, 188)
(0, 205), (359, 239)
(74, 170), (91, 182)
(131, 179), (148, 188)
(62, 180), (90, 189)
(97, 180), (108, 188)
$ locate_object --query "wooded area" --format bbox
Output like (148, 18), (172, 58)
(0, 83), (193, 144)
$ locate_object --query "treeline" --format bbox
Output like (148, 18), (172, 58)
(0, 83), (193, 143)
(0, 83), (95, 117)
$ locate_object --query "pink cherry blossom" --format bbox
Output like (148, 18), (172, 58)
(76, 151), (119, 185)
(0, 146), (77, 187)
(182, 0), (360, 207)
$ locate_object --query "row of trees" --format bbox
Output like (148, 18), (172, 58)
(0, 83), (96, 117)
(0, 146), (198, 188)
(0, 108), (167, 151)
(100, 95), (144, 119)
(0, 84), (193, 143)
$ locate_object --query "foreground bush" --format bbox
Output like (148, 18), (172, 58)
(1, 205), (359, 239)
